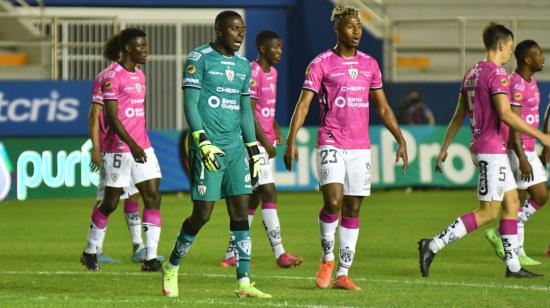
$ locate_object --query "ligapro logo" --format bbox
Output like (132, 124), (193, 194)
(0, 90), (79, 123)
(0, 142), (12, 201)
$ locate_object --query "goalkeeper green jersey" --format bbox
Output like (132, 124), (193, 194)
(183, 43), (251, 149)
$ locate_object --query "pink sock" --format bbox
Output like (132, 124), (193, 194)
(124, 199), (140, 214)
(92, 208), (108, 229)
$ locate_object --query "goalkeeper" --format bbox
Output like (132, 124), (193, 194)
(161, 10), (270, 299)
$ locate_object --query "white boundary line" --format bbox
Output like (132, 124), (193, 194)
(1, 270), (549, 292)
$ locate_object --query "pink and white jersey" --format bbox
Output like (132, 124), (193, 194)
(101, 62), (150, 153)
(507, 72), (540, 152)
(302, 49), (382, 149)
(91, 62), (117, 152)
(461, 61), (510, 154)
(250, 61), (277, 144)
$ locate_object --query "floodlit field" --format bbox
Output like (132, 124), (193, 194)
(1, 190), (549, 307)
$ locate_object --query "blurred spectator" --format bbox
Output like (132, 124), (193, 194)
(397, 90), (435, 125)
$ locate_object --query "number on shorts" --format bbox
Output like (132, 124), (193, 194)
(499, 166), (506, 181)
(320, 149), (337, 165)
(113, 154), (122, 168)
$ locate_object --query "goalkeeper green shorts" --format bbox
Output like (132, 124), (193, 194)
(189, 145), (252, 201)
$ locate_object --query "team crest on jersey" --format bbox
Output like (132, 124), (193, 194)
(225, 68), (234, 81)
(105, 82), (113, 90)
(305, 65), (311, 75)
(514, 92), (522, 101)
(111, 173), (119, 183)
(250, 79), (257, 88)
(135, 83), (142, 92)
(348, 67), (358, 80)
(198, 184), (207, 196)
(186, 64), (196, 74)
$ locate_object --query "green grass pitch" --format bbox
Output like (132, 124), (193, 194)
(0, 190), (549, 307)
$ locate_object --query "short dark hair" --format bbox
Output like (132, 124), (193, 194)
(331, 5), (359, 28)
(514, 39), (539, 64)
(119, 28), (146, 50)
(482, 22), (513, 50)
(255, 30), (280, 51)
(103, 32), (121, 61)
(214, 10), (242, 29)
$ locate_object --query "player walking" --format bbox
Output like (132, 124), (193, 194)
(81, 28), (163, 272)
(420, 24), (550, 278)
(86, 32), (155, 265)
(221, 30), (303, 269)
(161, 11), (271, 299)
(485, 40), (547, 266)
(284, 6), (408, 291)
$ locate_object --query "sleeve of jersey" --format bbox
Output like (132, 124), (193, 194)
(182, 51), (204, 90)
(302, 59), (322, 94)
(183, 88), (203, 132)
(488, 69), (509, 96)
(509, 82), (523, 107)
(240, 67), (256, 143)
(101, 73), (119, 102)
(249, 66), (260, 99)
(91, 78), (104, 105)
(370, 60), (383, 90)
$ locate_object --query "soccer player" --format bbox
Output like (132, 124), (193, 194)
(161, 11), (271, 299)
(284, 6), (408, 291)
(420, 23), (550, 278)
(80, 28), (163, 272)
(220, 30), (303, 269)
(484, 40), (547, 266)
(87, 32), (158, 265)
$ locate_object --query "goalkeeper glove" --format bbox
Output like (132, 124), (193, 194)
(245, 141), (261, 187)
(192, 130), (225, 172)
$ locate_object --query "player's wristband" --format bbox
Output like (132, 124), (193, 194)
(245, 141), (260, 157)
(191, 130), (208, 147)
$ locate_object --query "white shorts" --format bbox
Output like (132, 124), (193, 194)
(316, 145), (371, 196)
(258, 144), (275, 186)
(96, 167), (138, 201)
(103, 147), (162, 188)
(507, 150), (547, 189)
(473, 153), (516, 202)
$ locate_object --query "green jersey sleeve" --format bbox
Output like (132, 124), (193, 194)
(182, 50), (205, 89)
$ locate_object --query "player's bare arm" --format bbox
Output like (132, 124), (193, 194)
(493, 93), (550, 147)
(509, 105), (533, 181)
(274, 121), (283, 145)
(251, 98), (276, 157)
(88, 103), (103, 171)
(284, 89), (314, 171)
(104, 99), (147, 163)
(370, 88), (408, 174)
(435, 94), (467, 172)
(540, 99), (550, 166)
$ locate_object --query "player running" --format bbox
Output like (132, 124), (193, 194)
(420, 24), (550, 278)
(284, 6), (408, 291)
(485, 40), (547, 266)
(86, 32), (158, 265)
(161, 11), (271, 299)
(220, 30), (303, 269)
(81, 28), (163, 272)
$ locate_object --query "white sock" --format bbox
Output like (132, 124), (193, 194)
(518, 199), (541, 223)
(96, 226), (107, 254)
(85, 222), (106, 254)
(125, 212), (144, 248)
(501, 234), (521, 272)
(319, 215), (339, 261)
(224, 236), (235, 260)
(143, 223), (160, 260)
(430, 217), (469, 253)
(336, 226), (359, 277)
(262, 208), (285, 258)
(517, 221), (525, 256)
